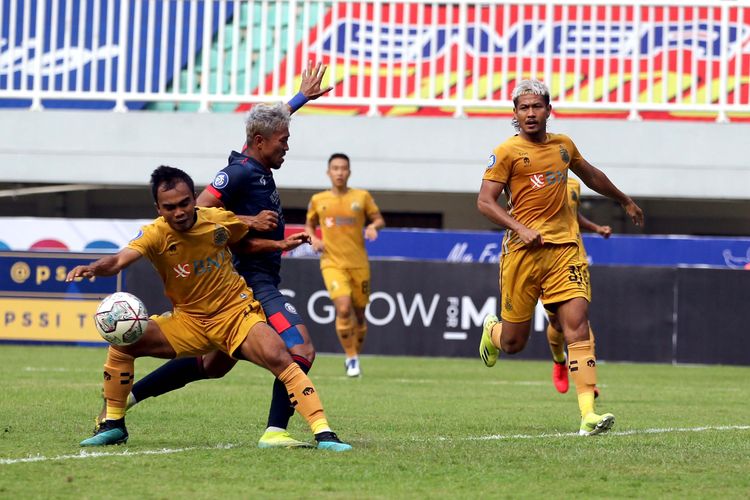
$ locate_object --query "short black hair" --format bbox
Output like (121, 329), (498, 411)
(328, 153), (350, 166)
(150, 165), (195, 203)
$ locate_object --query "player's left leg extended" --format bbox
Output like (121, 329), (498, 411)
(83, 320), (178, 446)
(235, 322), (351, 452)
(253, 284), (316, 448)
(332, 296), (360, 377)
(350, 268), (371, 376)
(557, 298), (614, 436)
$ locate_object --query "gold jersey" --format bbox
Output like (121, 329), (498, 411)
(567, 177), (582, 240)
(306, 188), (380, 269)
(128, 207), (249, 317)
(483, 133), (582, 254)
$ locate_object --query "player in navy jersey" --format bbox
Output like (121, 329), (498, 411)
(103, 63), (333, 449)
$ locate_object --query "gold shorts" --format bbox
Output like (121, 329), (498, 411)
(321, 266), (371, 308)
(153, 290), (266, 358)
(500, 243), (589, 323)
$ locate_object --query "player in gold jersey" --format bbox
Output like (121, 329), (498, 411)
(67, 166), (351, 451)
(305, 153), (385, 377)
(546, 177), (611, 395)
(477, 80), (644, 436)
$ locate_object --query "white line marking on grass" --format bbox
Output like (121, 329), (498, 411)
(0, 443), (239, 465)
(22, 367), (92, 372)
(459, 425), (750, 441)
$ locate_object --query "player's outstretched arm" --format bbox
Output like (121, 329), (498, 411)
(287, 60), (333, 114)
(235, 232), (311, 254)
(65, 248), (142, 281)
(477, 179), (543, 247)
(571, 159), (644, 227)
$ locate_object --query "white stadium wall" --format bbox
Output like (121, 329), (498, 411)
(1, 109), (749, 200)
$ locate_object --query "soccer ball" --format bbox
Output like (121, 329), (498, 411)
(94, 292), (149, 346)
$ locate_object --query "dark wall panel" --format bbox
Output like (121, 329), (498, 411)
(588, 267), (676, 363)
(676, 268), (750, 365)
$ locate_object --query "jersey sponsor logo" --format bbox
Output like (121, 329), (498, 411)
(173, 263), (191, 278)
(284, 302), (298, 315)
(530, 170), (566, 190)
(193, 250), (230, 277)
(212, 172), (229, 190)
(487, 154), (496, 169)
(336, 216), (356, 226)
(213, 225), (230, 246)
(530, 174), (546, 190)
(172, 250), (230, 279)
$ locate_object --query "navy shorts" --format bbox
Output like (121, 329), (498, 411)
(250, 280), (303, 334)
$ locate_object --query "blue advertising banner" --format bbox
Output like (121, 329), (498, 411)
(0, 252), (121, 298)
(358, 229), (750, 269)
(0, 251), (122, 344)
(0, 0), (234, 109)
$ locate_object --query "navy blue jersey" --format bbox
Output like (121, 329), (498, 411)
(206, 150), (285, 283)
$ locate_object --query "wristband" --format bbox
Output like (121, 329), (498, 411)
(288, 92), (309, 113)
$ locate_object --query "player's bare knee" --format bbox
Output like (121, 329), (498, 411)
(501, 337), (527, 354)
(291, 340), (315, 363)
(265, 346), (295, 375)
(564, 325), (589, 344)
(336, 305), (353, 319)
(201, 354), (235, 379)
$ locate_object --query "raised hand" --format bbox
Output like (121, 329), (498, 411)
(299, 60), (333, 100)
(281, 232), (312, 251)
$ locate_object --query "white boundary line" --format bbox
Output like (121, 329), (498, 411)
(2, 425), (749, 465)
(0, 443), (239, 465)
(456, 425), (750, 441)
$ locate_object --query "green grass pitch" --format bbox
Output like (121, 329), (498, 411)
(0, 345), (748, 498)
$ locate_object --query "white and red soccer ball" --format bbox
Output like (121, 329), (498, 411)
(94, 292), (149, 346)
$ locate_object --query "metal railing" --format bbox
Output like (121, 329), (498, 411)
(1, 0), (749, 120)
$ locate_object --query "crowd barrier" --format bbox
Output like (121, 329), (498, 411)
(1, 251), (747, 365)
(1, 216), (750, 269)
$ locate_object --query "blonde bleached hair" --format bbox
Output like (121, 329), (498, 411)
(245, 102), (291, 143)
(511, 79), (551, 131)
